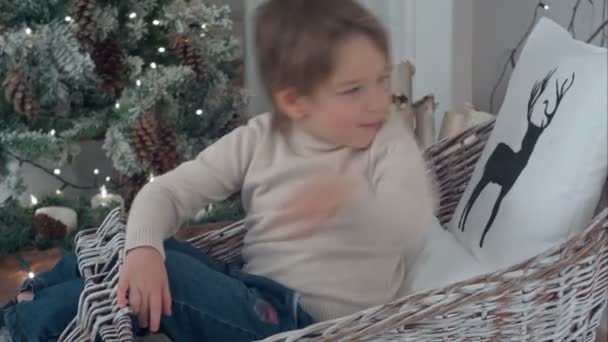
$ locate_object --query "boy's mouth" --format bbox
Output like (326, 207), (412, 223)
(359, 120), (384, 129)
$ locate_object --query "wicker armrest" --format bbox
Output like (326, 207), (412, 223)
(59, 207), (131, 342)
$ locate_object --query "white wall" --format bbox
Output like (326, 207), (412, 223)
(452, 0), (474, 114)
(473, 0), (607, 113)
(412, 0), (455, 131)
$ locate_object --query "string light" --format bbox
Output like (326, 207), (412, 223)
(129, 12), (137, 19)
(100, 185), (108, 198)
(50, 129), (56, 136)
(196, 109), (203, 116)
(115, 102), (121, 109)
(65, 16), (73, 22)
(25, 27), (33, 35)
(136, 79), (142, 87)
(149, 173), (155, 183)
(150, 62), (158, 69)
(200, 32), (206, 38)
(152, 19), (161, 26)
(30, 195), (38, 206)
(94, 169), (100, 175)
(56, 189), (62, 195)
(53, 168), (61, 175)
(539, 2), (549, 10)
(17, 256), (35, 280)
(105, 176), (111, 182)
(201, 23), (207, 29)
(158, 47), (166, 53)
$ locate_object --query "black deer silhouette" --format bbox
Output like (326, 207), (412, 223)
(458, 67), (575, 247)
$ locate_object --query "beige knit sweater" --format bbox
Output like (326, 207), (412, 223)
(126, 112), (437, 322)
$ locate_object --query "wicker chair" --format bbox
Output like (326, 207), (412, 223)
(59, 120), (608, 341)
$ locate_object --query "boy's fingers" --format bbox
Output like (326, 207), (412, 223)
(162, 281), (172, 316)
(138, 292), (149, 328)
(149, 292), (162, 332)
(130, 286), (142, 314)
(116, 275), (128, 308)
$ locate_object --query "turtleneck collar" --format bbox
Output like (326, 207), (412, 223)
(278, 118), (343, 155)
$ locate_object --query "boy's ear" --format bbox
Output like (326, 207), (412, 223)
(273, 87), (308, 120)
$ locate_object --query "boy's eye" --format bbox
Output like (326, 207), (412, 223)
(341, 86), (361, 95)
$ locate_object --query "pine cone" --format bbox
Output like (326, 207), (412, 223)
(223, 114), (246, 134)
(74, 0), (97, 49)
(131, 111), (160, 167)
(92, 39), (126, 95)
(168, 33), (207, 82)
(229, 60), (244, 87)
(155, 120), (179, 174)
(131, 111), (180, 175)
(119, 173), (148, 212)
(34, 213), (67, 240)
(3, 67), (39, 120)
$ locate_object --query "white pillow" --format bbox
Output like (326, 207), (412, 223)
(405, 218), (490, 293)
(447, 17), (607, 270)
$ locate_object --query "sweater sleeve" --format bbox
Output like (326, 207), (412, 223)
(370, 112), (440, 214)
(125, 117), (264, 257)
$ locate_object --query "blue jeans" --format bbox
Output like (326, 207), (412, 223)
(2, 239), (314, 341)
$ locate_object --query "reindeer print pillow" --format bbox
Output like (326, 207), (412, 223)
(447, 18), (607, 270)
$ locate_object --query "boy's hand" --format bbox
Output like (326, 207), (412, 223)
(273, 174), (354, 238)
(117, 246), (172, 332)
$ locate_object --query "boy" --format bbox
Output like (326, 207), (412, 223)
(1, 0), (436, 341)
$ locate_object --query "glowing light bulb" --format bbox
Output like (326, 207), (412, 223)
(54, 169), (61, 175)
(196, 109), (203, 116)
(28, 272), (35, 279)
(129, 12), (137, 19)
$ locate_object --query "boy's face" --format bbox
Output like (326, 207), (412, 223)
(280, 35), (391, 149)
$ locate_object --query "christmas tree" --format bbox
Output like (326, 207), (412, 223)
(0, 0), (246, 253)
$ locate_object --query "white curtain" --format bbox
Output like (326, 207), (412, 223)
(243, 0), (269, 114)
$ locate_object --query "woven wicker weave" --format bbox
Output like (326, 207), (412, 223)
(58, 120), (608, 341)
